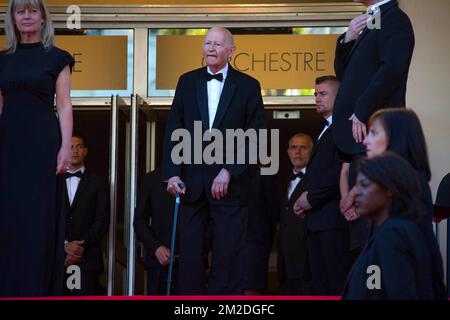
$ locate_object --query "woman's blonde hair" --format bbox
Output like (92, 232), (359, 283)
(4, 0), (54, 53)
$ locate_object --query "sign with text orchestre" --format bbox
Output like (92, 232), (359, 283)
(0, 36), (128, 91)
(156, 34), (339, 90)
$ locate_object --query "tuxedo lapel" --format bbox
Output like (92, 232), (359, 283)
(346, 27), (370, 64)
(63, 180), (70, 210)
(211, 67), (236, 129)
(196, 69), (209, 130)
(310, 125), (331, 161)
(71, 173), (89, 209)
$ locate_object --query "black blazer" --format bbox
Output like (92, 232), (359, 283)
(134, 169), (176, 270)
(278, 173), (309, 281)
(332, 0), (415, 156)
(342, 217), (433, 300)
(64, 172), (110, 272)
(162, 65), (267, 205)
(304, 126), (346, 232)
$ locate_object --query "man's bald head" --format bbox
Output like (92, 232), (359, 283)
(206, 27), (234, 47)
(203, 27), (236, 74)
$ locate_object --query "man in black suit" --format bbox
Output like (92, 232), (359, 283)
(162, 27), (267, 295)
(294, 76), (350, 295)
(333, 0), (415, 157)
(278, 133), (313, 295)
(63, 134), (110, 296)
(134, 169), (177, 295)
(333, 0), (415, 256)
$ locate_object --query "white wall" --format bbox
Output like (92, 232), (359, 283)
(399, 0), (450, 283)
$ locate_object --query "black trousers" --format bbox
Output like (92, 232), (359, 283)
(176, 193), (248, 295)
(279, 278), (313, 295)
(146, 265), (177, 295)
(307, 229), (350, 296)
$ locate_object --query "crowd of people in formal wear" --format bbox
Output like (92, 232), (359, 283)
(0, 0), (447, 299)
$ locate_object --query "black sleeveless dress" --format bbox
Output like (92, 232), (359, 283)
(0, 42), (74, 297)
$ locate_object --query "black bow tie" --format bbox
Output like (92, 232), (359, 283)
(206, 72), (223, 82)
(321, 118), (330, 128)
(289, 171), (304, 181)
(64, 171), (83, 179)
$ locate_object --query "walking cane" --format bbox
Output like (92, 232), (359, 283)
(166, 182), (185, 296)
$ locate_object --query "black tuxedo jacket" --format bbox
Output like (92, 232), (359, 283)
(64, 172), (110, 272)
(134, 169), (177, 270)
(162, 65), (267, 205)
(342, 217), (433, 300)
(332, 0), (415, 155)
(304, 126), (346, 232)
(278, 173), (309, 280)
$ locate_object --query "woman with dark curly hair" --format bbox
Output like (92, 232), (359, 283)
(342, 152), (433, 300)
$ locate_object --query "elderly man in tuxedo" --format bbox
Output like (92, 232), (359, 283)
(162, 27), (267, 295)
(278, 133), (313, 295)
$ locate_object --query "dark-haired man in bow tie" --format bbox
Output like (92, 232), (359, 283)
(162, 27), (267, 294)
(63, 133), (110, 296)
(278, 133), (313, 295)
(293, 76), (350, 296)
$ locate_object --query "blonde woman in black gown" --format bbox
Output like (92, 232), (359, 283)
(0, 0), (74, 297)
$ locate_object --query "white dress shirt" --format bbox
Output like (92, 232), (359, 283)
(369, 0), (393, 14)
(65, 166), (85, 205)
(318, 115), (333, 141)
(207, 64), (228, 129)
(287, 167), (307, 200)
